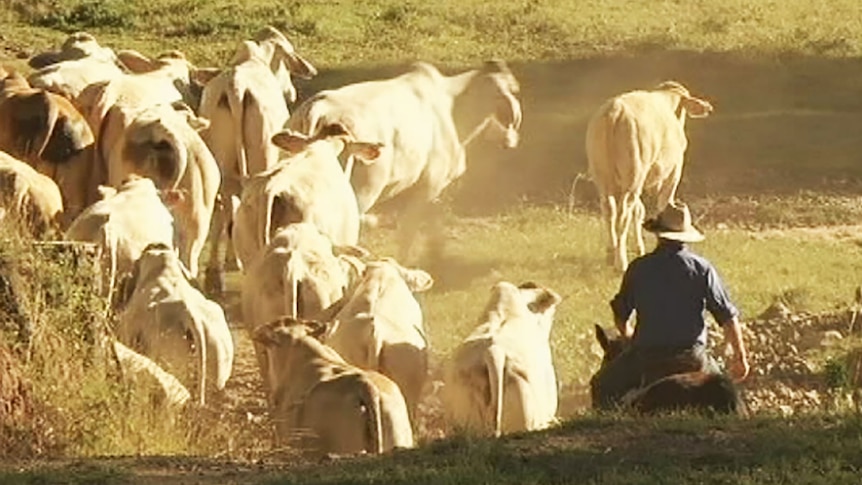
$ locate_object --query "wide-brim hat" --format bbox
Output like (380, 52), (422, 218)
(643, 202), (704, 243)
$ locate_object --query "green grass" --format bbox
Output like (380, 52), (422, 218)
(4, 0), (862, 68)
(5, 414), (862, 484)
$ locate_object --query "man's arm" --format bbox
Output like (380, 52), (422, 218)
(721, 316), (750, 382)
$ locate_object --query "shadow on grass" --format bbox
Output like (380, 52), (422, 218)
(4, 414), (862, 484)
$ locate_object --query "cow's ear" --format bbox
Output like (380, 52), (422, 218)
(528, 288), (561, 314)
(595, 324), (610, 352)
(172, 102), (210, 131)
(347, 142), (383, 165)
(402, 268), (434, 293)
(96, 185), (117, 200)
(272, 130), (311, 153)
(333, 244), (370, 259)
(252, 321), (281, 347)
(283, 50), (317, 80)
(682, 96), (713, 118)
(116, 49), (158, 73)
(160, 189), (186, 207)
(191, 67), (220, 86)
(29, 51), (62, 69)
(185, 114), (210, 132)
(304, 319), (329, 341)
(313, 298), (348, 325)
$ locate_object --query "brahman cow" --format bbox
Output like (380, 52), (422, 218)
(0, 151), (64, 236)
(94, 101), (220, 280)
(585, 81), (713, 271)
(443, 281), (561, 437)
(322, 257), (433, 422)
(240, 223), (352, 393)
(286, 60), (522, 263)
(0, 70), (98, 223)
(253, 317), (413, 455)
(197, 28), (316, 293)
(115, 243), (234, 406)
(64, 176), (175, 301)
(28, 32), (127, 99)
(231, 127), (380, 272)
(76, 49), (203, 134)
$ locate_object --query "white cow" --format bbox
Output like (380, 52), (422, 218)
(115, 243), (234, 406)
(323, 257), (433, 422)
(64, 176), (175, 300)
(0, 151), (64, 236)
(76, 49), (203, 133)
(95, 102), (220, 280)
(28, 32), (127, 99)
(197, 29), (316, 293)
(240, 223), (352, 393)
(286, 60), (522, 262)
(253, 317), (413, 455)
(444, 281), (561, 437)
(585, 81), (713, 270)
(231, 127), (380, 272)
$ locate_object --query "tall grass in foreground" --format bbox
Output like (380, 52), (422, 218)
(0, 221), (201, 457)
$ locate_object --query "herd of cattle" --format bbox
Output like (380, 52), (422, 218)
(0, 26), (713, 455)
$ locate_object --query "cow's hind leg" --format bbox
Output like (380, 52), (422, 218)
(601, 195), (618, 267)
(632, 198), (646, 256)
(204, 194), (227, 295)
(615, 193), (639, 271)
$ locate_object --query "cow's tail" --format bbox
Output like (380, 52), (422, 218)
(357, 374), (384, 454)
(188, 310), (208, 406)
(32, 91), (60, 162)
(485, 344), (506, 437)
(284, 252), (301, 319)
(259, 190), (275, 250)
(226, 77), (249, 179)
(100, 224), (118, 314)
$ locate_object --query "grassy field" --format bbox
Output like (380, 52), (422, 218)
(4, 1), (862, 483)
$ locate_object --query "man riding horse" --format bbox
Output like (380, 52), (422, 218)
(593, 202), (750, 410)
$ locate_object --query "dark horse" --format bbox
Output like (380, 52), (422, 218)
(590, 325), (747, 416)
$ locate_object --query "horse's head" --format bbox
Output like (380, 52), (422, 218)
(590, 324), (630, 408)
(594, 324), (628, 366)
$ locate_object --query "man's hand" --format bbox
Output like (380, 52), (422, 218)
(722, 317), (750, 382)
(728, 353), (750, 382)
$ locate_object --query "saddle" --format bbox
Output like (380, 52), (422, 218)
(637, 347), (708, 387)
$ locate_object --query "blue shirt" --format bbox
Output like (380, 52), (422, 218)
(610, 241), (740, 349)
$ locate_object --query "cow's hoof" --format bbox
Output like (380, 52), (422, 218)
(204, 268), (225, 296)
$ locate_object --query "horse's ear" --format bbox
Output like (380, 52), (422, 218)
(595, 324), (610, 353)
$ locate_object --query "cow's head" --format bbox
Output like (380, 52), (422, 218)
(271, 125), (383, 176)
(655, 81), (713, 121)
(29, 32), (115, 69)
(268, 224), (350, 322)
(456, 60), (522, 149)
(254, 26), (317, 105)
